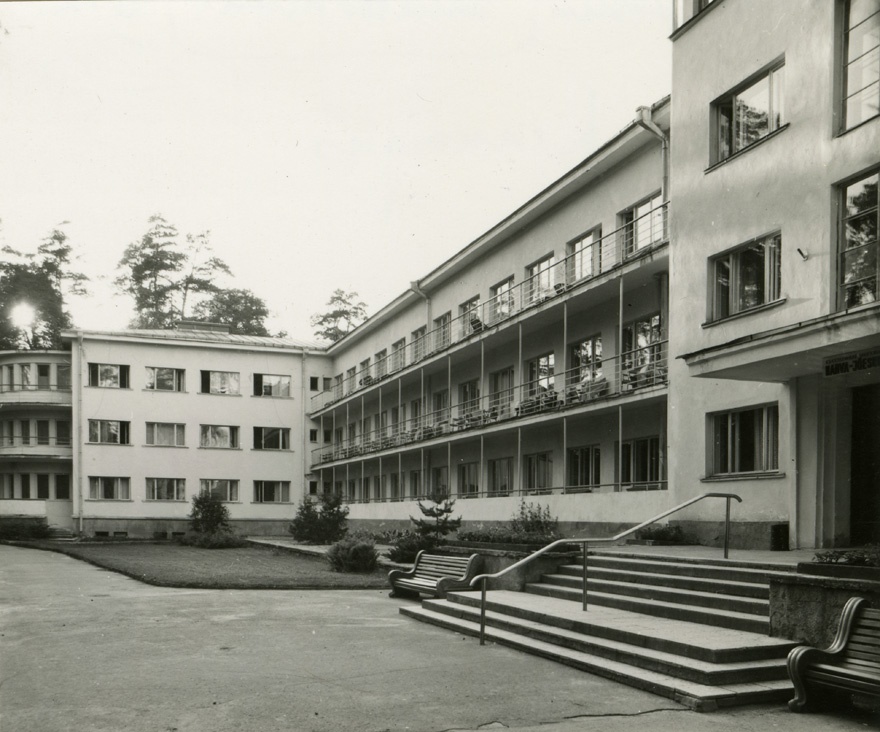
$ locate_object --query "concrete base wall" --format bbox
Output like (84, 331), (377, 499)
(80, 518), (292, 538)
(673, 520), (790, 550)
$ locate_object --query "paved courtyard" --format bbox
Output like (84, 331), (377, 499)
(0, 544), (875, 732)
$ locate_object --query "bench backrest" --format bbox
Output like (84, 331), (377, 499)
(842, 607), (880, 670)
(415, 553), (474, 579)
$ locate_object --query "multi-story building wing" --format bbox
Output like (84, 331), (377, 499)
(60, 323), (324, 536)
(309, 99), (673, 533)
(671, 0), (880, 547)
(0, 351), (74, 531)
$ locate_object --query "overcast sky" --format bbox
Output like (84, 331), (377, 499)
(0, 0), (672, 340)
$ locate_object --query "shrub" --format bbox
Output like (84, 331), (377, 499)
(386, 530), (439, 563)
(178, 532), (249, 549)
(635, 524), (689, 544)
(189, 491), (231, 534)
(510, 500), (558, 538)
(326, 536), (379, 573)
(289, 492), (349, 544)
(0, 517), (52, 540)
(457, 525), (560, 546)
(814, 545), (880, 567)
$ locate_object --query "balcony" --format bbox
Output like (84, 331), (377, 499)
(310, 342), (668, 468)
(310, 202), (668, 413)
(0, 382), (72, 407)
(0, 435), (73, 461)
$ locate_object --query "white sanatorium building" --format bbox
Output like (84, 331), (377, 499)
(2, 0), (878, 548)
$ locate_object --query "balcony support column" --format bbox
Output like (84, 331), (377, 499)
(379, 456), (383, 501)
(618, 404), (624, 493)
(517, 427), (522, 496)
(480, 433), (485, 499)
(563, 416), (568, 494)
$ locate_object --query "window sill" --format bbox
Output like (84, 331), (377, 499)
(86, 386), (132, 390)
(198, 446), (242, 451)
(198, 392), (242, 397)
(701, 472), (785, 482)
(251, 395), (293, 399)
(85, 498), (134, 502)
(251, 449), (293, 453)
(87, 443), (133, 447)
(143, 389), (188, 394)
(143, 499), (187, 503)
(836, 113), (880, 138)
(143, 444), (188, 449)
(702, 298), (786, 328)
(250, 502), (292, 505)
(705, 124), (790, 174)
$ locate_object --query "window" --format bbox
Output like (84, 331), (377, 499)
(309, 429), (318, 443)
(714, 63), (785, 162)
(714, 234), (783, 319)
(567, 226), (602, 283)
(359, 358), (372, 385)
(488, 457), (513, 496)
(308, 480), (319, 496)
(36, 420), (50, 445)
(37, 474), (50, 499)
(20, 473), (30, 499)
(55, 474), (70, 500)
(201, 479), (239, 502)
(432, 389), (449, 423)
(19, 420), (30, 446)
(200, 425), (239, 449)
(526, 353), (555, 396)
(200, 370), (239, 395)
(20, 364), (32, 389)
(375, 349), (388, 378)
(490, 277), (515, 322)
(255, 374), (291, 397)
(88, 420), (130, 445)
(345, 367), (357, 394)
(254, 480), (290, 503)
(145, 367), (185, 392)
(839, 169), (879, 308)
(56, 421), (71, 446)
(253, 427), (290, 450)
(843, 1), (880, 129)
(391, 339), (406, 371)
(619, 437), (662, 489)
(57, 364), (71, 389)
(459, 379), (480, 416)
(146, 478), (186, 501)
(37, 364), (50, 388)
(323, 377), (333, 392)
(431, 466), (448, 493)
(623, 314), (663, 383)
(309, 376), (319, 391)
(570, 336), (603, 385)
(146, 422), (186, 447)
(411, 327), (427, 362)
(410, 398), (422, 429)
(622, 193), (664, 256)
(433, 312), (451, 350)
(526, 254), (557, 303)
(568, 446), (601, 490)
(524, 452), (552, 493)
(674, 0), (716, 30)
(89, 476), (130, 500)
(712, 404), (779, 475)
(460, 296), (482, 334)
(88, 363), (130, 388)
(457, 463), (479, 497)
(489, 367), (515, 417)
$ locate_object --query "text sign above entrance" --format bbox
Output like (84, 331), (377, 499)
(824, 348), (880, 377)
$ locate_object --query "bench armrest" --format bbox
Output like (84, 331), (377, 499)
(387, 549), (426, 584)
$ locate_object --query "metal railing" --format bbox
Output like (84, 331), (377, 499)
(0, 382), (72, 393)
(469, 492), (742, 645)
(309, 203), (668, 411)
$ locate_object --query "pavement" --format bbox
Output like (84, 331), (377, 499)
(1, 543), (877, 732)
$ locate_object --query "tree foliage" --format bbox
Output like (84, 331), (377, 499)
(310, 289), (367, 343)
(189, 490), (232, 535)
(0, 226), (86, 350)
(193, 288), (271, 336)
(289, 492), (350, 544)
(410, 488), (462, 542)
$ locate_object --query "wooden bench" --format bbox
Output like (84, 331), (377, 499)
(788, 596), (880, 712)
(388, 551), (482, 599)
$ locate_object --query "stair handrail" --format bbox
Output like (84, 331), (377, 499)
(468, 492), (742, 645)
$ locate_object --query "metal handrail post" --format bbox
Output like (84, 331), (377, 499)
(582, 541), (589, 611)
(479, 577), (487, 646)
(724, 496), (732, 559)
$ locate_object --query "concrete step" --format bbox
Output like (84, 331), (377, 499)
(556, 564), (770, 599)
(525, 582), (770, 633)
(399, 599), (792, 711)
(587, 552), (797, 583)
(540, 573), (769, 616)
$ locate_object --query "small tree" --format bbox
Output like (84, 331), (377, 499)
(411, 488), (462, 544)
(189, 490), (231, 535)
(289, 492), (349, 544)
(309, 289), (367, 343)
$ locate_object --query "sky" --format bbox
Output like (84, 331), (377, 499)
(0, 0), (672, 340)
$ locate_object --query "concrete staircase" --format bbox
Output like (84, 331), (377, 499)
(399, 550), (800, 711)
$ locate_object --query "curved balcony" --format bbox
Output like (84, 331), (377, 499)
(0, 436), (73, 461)
(0, 383), (72, 407)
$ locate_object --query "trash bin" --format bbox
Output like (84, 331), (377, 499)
(770, 523), (789, 551)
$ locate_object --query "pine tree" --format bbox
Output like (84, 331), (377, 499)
(410, 488), (462, 544)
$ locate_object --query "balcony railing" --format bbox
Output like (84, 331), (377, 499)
(0, 436), (73, 448)
(310, 342), (667, 467)
(310, 203), (668, 412)
(0, 382), (72, 393)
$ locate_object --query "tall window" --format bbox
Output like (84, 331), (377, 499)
(712, 233), (782, 319)
(714, 63), (785, 162)
(431, 466), (448, 493)
(460, 296), (482, 333)
(490, 367), (515, 417)
(409, 470), (421, 499)
(36, 420), (49, 445)
(526, 255), (556, 303)
(410, 398), (422, 429)
(524, 452), (552, 493)
(201, 479), (239, 502)
(146, 478), (185, 501)
(622, 193), (664, 256)
(457, 463), (479, 498)
(712, 405), (779, 475)
(433, 312), (451, 350)
(411, 327), (427, 362)
(570, 336), (603, 384)
(200, 425), (239, 449)
(619, 437), (662, 490)
(254, 481), (290, 503)
(200, 370), (240, 395)
(375, 349), (388, 378)
(567, 226), (602, 283)
(145, 367), (185, 392)
(568, 446), (601, 490)
(37, 364), (50, 388)
(843, 1), (880, 129)
(254, 374), (291, 397)
(526, 353), (555, 396)
(88, 420), (130, 445)
(488, 457), (513, 496)
(623, 314), (662, 380)
(359, 358), (371, 384)
(146, 422), (185, 447)
(345, 367), (357, 394)
(88, 476), (130, 500)
(56, 420), (71, 446)
(55, 474), (70, 500)
(490, 277), (515, 322)
(391, 339), (406, 371)
(57, 364), (71, 389)
(253, 427), (290, 450)
(432, 389), (449, 423)
(459, 379), (480, 416)
(88, 363), (129, 388)
(839, 169), (879, 308)
(36, 474), (50, 499)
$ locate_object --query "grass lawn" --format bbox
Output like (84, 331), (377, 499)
(18, 541), (392, 590)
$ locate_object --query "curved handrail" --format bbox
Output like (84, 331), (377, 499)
(469, 492), (742, 645)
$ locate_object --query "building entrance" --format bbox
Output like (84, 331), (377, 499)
(851, 383), (880, 545)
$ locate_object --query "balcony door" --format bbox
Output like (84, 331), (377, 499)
(851, 384), (880, 544)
